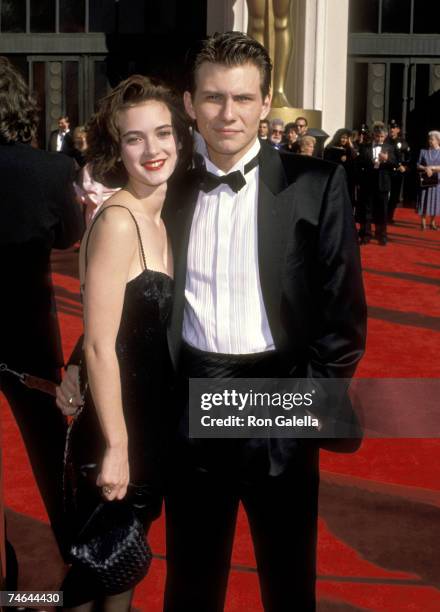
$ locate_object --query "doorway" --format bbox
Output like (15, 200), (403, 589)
(27, 55), (108, 148)
(347, 57), (440, 136)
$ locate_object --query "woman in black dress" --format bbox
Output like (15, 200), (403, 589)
(60, 75), (191, 611)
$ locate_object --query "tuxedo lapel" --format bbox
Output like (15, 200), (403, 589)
(166, 173), (200, 368)
(257, 146), (294, 349)
(167, 145), (297, 364)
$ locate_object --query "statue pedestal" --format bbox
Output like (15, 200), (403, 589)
(268, 107), (322, 129)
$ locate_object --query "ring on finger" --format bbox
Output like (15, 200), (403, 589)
(68, 396), (74, 405)
(102, 485), (113, 495)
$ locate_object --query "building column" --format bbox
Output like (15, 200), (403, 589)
(206, 0), (349, 138)
(293, 0), (349, 138)
(367, 63), (386, 126)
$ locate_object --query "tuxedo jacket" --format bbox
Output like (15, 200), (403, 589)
(0, 142), (84, 377)
(48, 129), (75, 157)
(385, 136), (411, 167)
(164, 142), (367, 383)
(357, 142), (396, 193)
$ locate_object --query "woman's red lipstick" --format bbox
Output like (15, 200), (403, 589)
(143, 159), (166, 171)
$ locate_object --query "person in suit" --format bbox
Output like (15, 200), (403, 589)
(0, 57), (84, 557)
(162, 32), (366, 611)
(269, 117), (284, 150)
(258, 118), (270, 140)
(48, 114), (75, 157)
(57, 32), (366, 611)
(357, 125), (396, 245)
(294, 115), (308, 137)
(385, 120), (410, 224)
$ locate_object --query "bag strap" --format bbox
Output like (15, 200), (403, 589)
(76, 501), (105, 538)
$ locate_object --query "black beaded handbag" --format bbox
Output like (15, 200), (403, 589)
(418, 171), (439, 189)
(69, 498), (152, 594)
(65, 360), (153, 593)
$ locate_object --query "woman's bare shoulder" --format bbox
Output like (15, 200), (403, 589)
(94, 193), (138, 235)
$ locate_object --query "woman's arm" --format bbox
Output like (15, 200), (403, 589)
(417, 150), (432, 175)
(82, 206), (137, 500)
(417, 150), (427, 170)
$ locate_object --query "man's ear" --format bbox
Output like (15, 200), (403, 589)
(260, 90), (272, 120)
(183, 91), (197, 121)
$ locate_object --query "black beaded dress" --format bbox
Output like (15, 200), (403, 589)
(66, 204), (175, 530)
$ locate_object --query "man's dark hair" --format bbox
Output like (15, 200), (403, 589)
(58, 115), (69, 122)
(87, 74), (192, 187)
(0, 56), (39, 144)
(189, 31), (272, 99)
(284, 122), (297, 133)
(259, 119), (270, 127)
(294, 116), (308, 126)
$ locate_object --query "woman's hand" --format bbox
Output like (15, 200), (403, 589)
(97, 445), (130, 501)
(56, 365), (83, 415)
(426, 167), (434, 177)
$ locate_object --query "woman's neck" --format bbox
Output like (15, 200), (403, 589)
(125, 181), (167, 224)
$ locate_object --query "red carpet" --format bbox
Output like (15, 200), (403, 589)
(1, 208), (440, 611)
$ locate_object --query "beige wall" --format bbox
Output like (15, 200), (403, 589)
(292, 0), (349, 138)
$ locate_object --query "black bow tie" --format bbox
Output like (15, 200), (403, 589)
(198, 153), (260, 194)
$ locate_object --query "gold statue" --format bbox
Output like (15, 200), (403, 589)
(247, 0), (293, 108)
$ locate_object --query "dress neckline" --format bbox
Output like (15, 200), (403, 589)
(126, 268), (173, 286)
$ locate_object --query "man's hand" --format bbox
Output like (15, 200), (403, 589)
(378, 151), (388, 162)
(56, 365), (83, 415)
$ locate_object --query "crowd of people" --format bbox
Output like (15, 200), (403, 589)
(50, 95), (440, 249)
(261, 116), (440, 245)
(0, 27), (438, 612)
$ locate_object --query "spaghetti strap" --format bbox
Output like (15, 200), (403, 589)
(84, 204), (148, 271)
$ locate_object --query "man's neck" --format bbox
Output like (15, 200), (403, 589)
(206, 138), (259, 173)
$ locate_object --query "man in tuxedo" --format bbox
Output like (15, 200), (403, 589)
(48, 114), (74, 156)
(357, 126), (396, 245)
(385, 120), (410, 224)
(269, 117), (284, 149)
(163, 32), (366, 611)
(294, 115), (308, 136)
(258, 118), (270, 140)
(57, 32), (366, 611)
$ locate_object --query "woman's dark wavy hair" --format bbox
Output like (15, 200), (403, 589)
(86, 75), (192, 187)
(327, 128), (352, 148)
(0, 56), (39, 144)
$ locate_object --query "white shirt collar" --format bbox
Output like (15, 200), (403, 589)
(194, 131), (261, 177)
